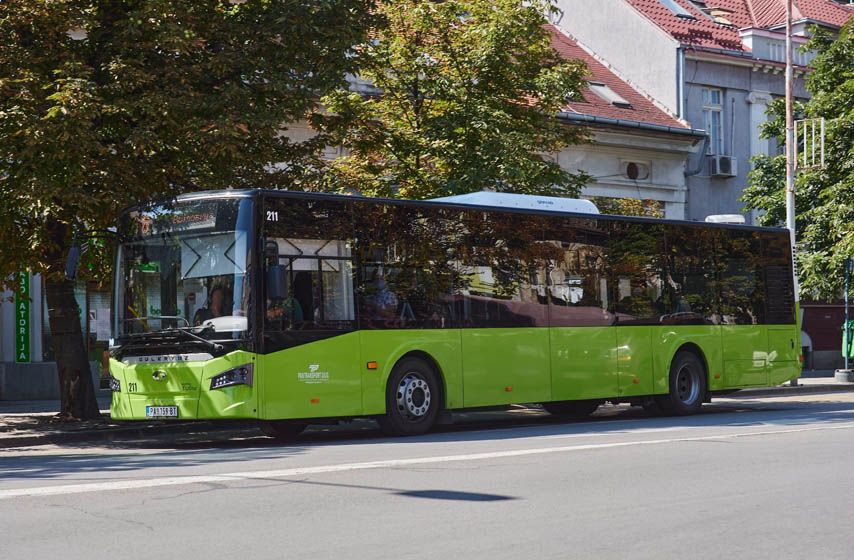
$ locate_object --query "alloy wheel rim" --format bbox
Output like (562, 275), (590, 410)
(396, 372), (431, 421)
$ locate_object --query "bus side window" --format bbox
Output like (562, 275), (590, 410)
(609, 221), (666, 325)
(663, 225), (718, 325)
(717, 229), (765, 325)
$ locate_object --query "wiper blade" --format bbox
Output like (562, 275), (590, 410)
(123, 316), (190, 327)
(164, 327), (224, 351)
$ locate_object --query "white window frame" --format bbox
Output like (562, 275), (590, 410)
(701, 87), (724, 155)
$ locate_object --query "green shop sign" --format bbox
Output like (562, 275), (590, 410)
(15, 272), (30, 363)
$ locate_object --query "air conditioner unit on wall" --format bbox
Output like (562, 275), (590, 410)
(708, 155), (737, 178)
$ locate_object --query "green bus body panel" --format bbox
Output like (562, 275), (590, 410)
(359, 330), (463, 415)
(616, 327), (654, 397)
(651, 326), (723, 394)
(462, 329), (550, 407)
(110, 323), (800, 422)
(259, 333), (361, 420)
(110, 351), (257, 420)
(722, 325), (768, 386)
(550, 327), (617, 400)
(768, 324), (801, 385)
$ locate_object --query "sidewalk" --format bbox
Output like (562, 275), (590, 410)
(2, 371), (853, 449)
(0, 394), (258, 449)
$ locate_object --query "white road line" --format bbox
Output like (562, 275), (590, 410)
(3, 423), (853, 500)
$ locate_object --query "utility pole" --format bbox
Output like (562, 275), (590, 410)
(785, 0), (800, 386)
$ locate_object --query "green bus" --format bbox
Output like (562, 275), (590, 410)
(108, 189), (800, 437)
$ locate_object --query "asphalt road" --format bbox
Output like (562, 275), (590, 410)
(3, 394), (854, 560)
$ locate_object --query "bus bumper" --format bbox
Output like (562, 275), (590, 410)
(108, 351), (259, 420)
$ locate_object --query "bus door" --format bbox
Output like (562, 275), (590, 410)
(260, 198), (361, 420)
(458, 212), (551, 407)
(545, 220), (620, 400)
(718, 230), (768, 387)
(609, 222), (663, 398)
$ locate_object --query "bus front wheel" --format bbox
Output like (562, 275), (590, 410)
(657, 351), (705, 415)
(378, 358), (440, 436)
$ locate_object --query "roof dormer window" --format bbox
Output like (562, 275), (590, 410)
(587, 82), (632, 109)
(657, 0), (697, 20)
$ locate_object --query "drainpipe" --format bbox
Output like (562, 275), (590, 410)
(685, 134), (710, 176)
(677, 46), (685, 119)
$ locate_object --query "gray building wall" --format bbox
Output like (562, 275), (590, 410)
(553, 0), (681, 117)
(682, 57), (810, 221)
(553, 1), (819, 225)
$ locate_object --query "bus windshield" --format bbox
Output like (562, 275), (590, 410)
(114, 196), (254, 341)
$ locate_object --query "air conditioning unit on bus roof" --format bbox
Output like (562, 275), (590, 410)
(705, 214), (746, 224)
(430, 192), (600, 214)
(708, 154), (737, 177)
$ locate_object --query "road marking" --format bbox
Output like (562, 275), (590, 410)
(3, 423), (854, 500)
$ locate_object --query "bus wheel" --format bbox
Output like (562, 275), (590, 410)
(260, 420), (306, 441)
(543, 400), (601, 419)
(657, 351), (705, 415)
(378, 358), (440, 436)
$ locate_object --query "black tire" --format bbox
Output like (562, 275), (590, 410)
(656, 351), (706, 415)
(378, 358), (441, 436)
(260, 420), (307, 440)
(543, 400), (602, 419)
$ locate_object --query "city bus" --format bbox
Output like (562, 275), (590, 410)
(107, 189), (800, 437)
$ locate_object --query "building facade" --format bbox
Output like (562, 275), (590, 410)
(553, 0), (852, 222)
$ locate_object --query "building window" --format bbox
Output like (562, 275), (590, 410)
(702, 87), (723, 154)
(42, 279), (110, 362)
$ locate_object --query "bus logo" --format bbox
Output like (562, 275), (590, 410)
(299, 365), (329, 384)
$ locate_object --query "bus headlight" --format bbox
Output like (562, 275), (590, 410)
(109, 376), (121, 392)
(210, 364), (254, 390)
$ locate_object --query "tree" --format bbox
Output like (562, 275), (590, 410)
(0, 0), (374, 419)
(589, 197), (664, 218)
(741, 20), (854, 299)
(311, 0), (591, 200)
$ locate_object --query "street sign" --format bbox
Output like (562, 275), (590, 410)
(15, 272), (30, 363)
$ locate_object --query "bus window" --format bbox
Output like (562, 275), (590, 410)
(455, 210), (548, 328)
(717, 229), (765, 325)
(609, 221), (666, 325)
(264, 239), (355, 331)
(263, 198), (356, 337)
(543, 217), (613, 327)
(355, 205), (456, 329)
(662, 225), (718, 325)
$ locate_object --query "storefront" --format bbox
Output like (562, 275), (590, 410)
(0, 272), (105, 400)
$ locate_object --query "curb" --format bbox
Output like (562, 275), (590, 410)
(0, 420), (260, 449)
(725, 383), (854, 399)
(4, 384), (854, 448)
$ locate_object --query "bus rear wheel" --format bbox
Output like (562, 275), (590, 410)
(543, 400), (601, 419)
(657, 351), (705, 415)
(260, 420), (307, 441)
(378, 358), (440, 436)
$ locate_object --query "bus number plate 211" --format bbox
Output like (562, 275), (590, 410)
(146, 406), (178, 418)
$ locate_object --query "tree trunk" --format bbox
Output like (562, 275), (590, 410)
(44, 276), (101, 420)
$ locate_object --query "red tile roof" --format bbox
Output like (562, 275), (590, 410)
(548, 26), (689, 130)
(624, 0), (852, 52)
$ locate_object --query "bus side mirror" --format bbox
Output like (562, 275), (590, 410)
(65, 245), (81, 280)
(264, 239), (279, 259)
(267, 264), (286, 300)
(65, 238), (89, 280)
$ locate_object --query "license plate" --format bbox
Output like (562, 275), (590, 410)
(146, 405), (178, 418)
